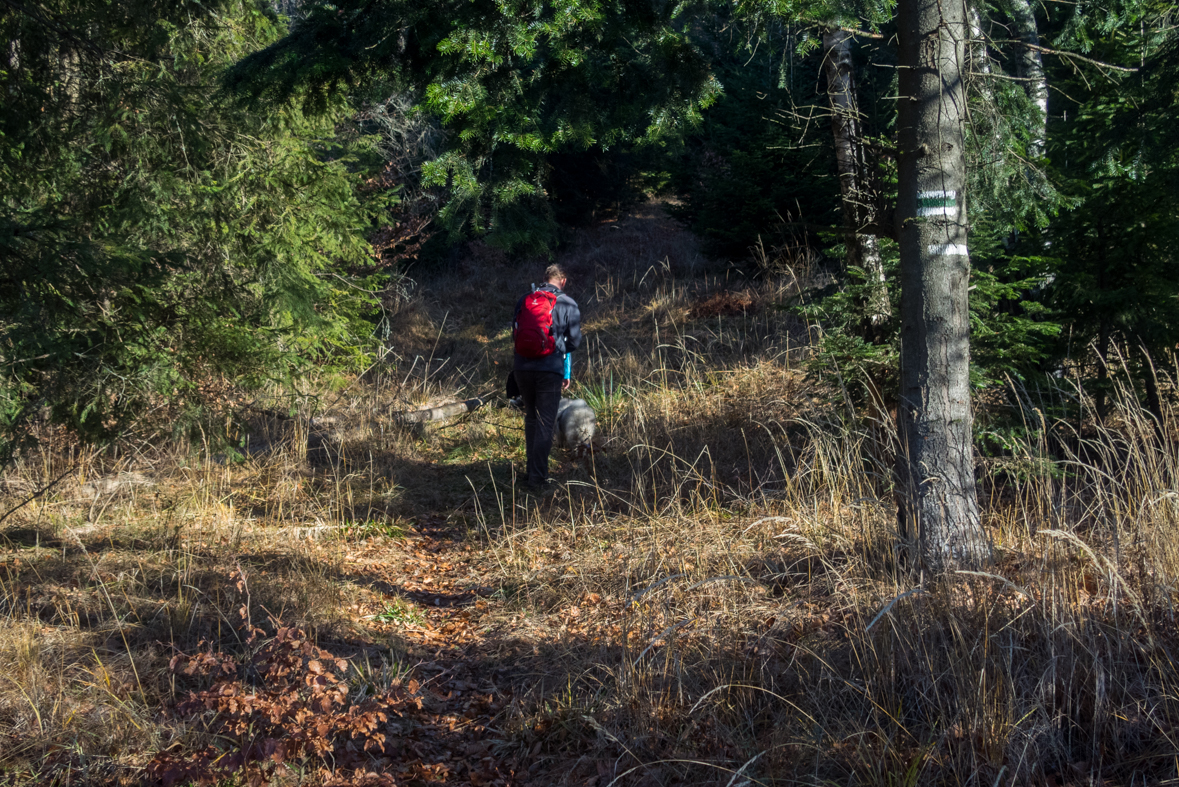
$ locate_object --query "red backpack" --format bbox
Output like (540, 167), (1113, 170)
(514, 290), (559, 358)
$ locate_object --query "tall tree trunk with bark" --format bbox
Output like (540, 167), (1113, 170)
(1095, 222), (1111, 420)
(1005, 0), (1048, 158)
(895, 0), (991, 572)
(969, 8), (999, 120)
(1139, 347), (1166, 443)
(823, 29), (890, 332)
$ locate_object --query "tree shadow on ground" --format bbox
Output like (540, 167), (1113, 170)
(6, 477), (1179, 787)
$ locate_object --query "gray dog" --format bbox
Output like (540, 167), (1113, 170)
(508, 395), (597, 455)
(556, 398), (597, 455)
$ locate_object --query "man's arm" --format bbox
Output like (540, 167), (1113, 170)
(562, 298), (582, 353)
(511, 294), (524, 338)
(557, 296), (580, 390)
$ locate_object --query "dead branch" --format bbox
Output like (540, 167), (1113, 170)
(990, 39), (1139, 73)
(393, 396), (488, 424)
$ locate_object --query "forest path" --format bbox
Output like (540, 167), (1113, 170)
(332, 512), (544, 787)
(5, 199), (810, 787)
(267, 201), (755, 786)
(321, 458), (658, 787)
(145, 483), (618, 787)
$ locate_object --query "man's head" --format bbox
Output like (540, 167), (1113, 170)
(545, 263), (567, 290)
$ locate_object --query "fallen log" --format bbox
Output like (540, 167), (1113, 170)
(393, 396), (488, 424)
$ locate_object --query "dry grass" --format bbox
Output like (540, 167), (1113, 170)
(2, 202), (1178, 786)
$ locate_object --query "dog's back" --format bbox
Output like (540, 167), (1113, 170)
(556, 398), (596, 452)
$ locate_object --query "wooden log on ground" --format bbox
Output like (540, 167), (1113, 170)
(393, 396), (488, 424)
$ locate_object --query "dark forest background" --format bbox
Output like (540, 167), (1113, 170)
(2, 0), (1176, 452)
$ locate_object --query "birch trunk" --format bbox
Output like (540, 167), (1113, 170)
(969, 8), (996, 98)
(822, 29), (889, 329)
(968, 8), (1004, 158)
(1006, 0), (1048, 158)
(969, 8), (990, 79)
(895, 0), (991, 572)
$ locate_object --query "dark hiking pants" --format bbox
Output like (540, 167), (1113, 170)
(514, 369), (562, 488)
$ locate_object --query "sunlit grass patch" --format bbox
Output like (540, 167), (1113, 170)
(338, 518), (409, 542)
(369, 598), (426, 626)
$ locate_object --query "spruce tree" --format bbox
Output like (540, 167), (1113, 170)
(0, 0), (387, 454)
(1043, 1), (1179, 423)
(225, 0), (722, 255)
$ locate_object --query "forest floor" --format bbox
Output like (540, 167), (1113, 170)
(3, 203), (1179, 787)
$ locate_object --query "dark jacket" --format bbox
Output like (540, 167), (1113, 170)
(513, 283), (582, 374)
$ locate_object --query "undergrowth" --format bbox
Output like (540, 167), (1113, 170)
(1, 203), (1177, 786)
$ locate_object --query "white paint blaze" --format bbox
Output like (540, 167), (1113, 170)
(929, 243), (969, 256)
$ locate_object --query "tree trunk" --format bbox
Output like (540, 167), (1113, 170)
(968, 8), (1000, 119)
(1095, 222), (1110, 420)
(1137, 345), (1166, 443)
(969, 8), (991, 81)
(1006, 0), (1048, 158)
(1095, 326), (1110, 420)
(895, 0), (991, 573)
(1142, 364), (1165, 441)
(822, 29), (890, 331)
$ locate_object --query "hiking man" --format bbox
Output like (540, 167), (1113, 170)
(512, 264), (582, 492)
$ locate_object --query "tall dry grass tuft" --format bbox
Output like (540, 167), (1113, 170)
(466, 344), (1179, 784)
(472, 418), (1179, 783)
(0, 419), (387, 783)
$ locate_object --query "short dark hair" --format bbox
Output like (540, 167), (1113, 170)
(545, 263), (567, 282)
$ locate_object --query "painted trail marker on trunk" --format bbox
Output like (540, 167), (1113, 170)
(917, 190), (958, 217)
(929, 243), (969, 256)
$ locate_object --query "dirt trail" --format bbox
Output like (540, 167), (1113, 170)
(145, 500), (593, 787)
(5, 201), (808, 787)
(338, 513), (565, 787)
